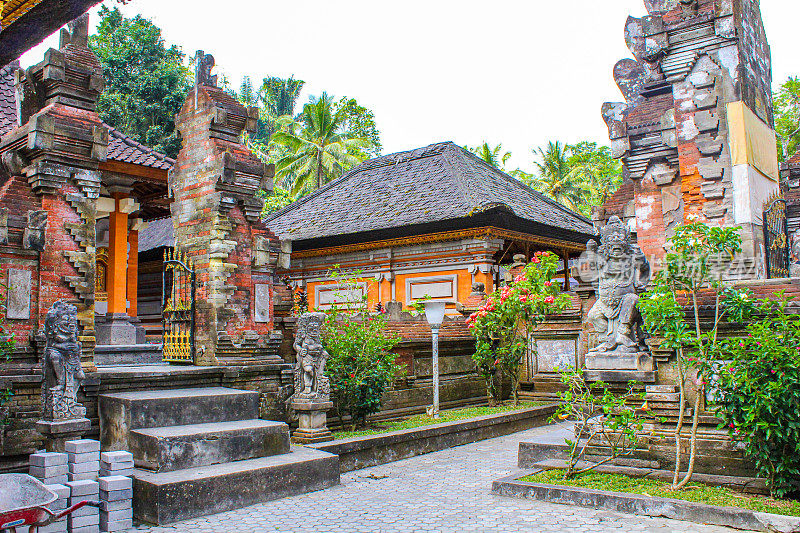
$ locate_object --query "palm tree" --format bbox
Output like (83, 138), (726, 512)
(270, 93), (370, 195)
(530, 141), (589, 212)
(258, 76), (305, 139)
(470, 142), (512, 171)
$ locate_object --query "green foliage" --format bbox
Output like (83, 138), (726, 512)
(775, 77), (800, 162)
(332, 97), (382, 159)
(270, 93), (373, 195)
(0, 284), (15, 426)
(552, 369), (646, 478)
(89, 6), (192, 158)
(260, 186), (294, 216)
(320, 269), (401, 430)
(521, 470), (800, 516)
(466, 252), (568, 405)
(466, 142), (513, 171)
(703, 296), (800, 498)
(639, 219), (751, 489)
(566, 141), (623, 211)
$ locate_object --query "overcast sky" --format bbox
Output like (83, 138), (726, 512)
(22, 0), (800, 169)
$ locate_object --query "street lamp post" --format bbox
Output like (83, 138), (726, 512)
(423, 301), (447, 418)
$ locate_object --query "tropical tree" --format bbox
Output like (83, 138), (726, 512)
(332, 97), (382, 159)
(567, 142), (622, 209)
(530, 141), (590, 212)
(775, 77), (800, 162)
(270, 93), (371, 195)
(89, 6), (192, 158)
(258, 76), (306, 140)
(468, 142), (513, 171)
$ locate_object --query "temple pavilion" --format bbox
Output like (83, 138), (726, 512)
(264, 141), (595, 314)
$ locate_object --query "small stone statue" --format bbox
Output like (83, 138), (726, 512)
(291, 312), (330, 403)
(42, 301), (86, 420)
(584, 216), (651, 361)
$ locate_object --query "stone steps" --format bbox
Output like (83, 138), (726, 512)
(133, 446), (339, 524)
(129, 420), (291, 472)
(100, 387), (259, 450)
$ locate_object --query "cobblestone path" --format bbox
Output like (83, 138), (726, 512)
(138, 425), (744, 533)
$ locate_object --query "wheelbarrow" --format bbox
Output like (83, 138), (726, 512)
(0, 473), (100, 532)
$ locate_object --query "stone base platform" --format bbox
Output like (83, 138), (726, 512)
(94, 344), (163, 366)
(133, 446), (339, 524)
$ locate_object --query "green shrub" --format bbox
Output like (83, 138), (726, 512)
(319, 268), (401, 430)
(703, 296), (800, 498)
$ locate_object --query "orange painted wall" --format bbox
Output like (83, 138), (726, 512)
(306, 277), (381, 310)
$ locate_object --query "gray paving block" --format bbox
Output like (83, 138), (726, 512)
(69, 461), (100, 474)
(30, 464), (68, 477)
(65, 439), (101, 454)
(100, 507), (132, 522)
(98, 476), (132, 492)
(69, 471), (98, 482)
(100, 517), (132, 532)
(100, 451), (133, 464)
(100, 488), (132, 502)
(30, 452), (68, 467)
(99, 468), (133, 478)
(69, 451), (100, 464)
(66, 479), (99, 497)
(100, 499), (132, 512)
(68, 513), (99, 528)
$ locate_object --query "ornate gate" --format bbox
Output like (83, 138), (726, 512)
(763, 195), (790, 279)
(162, 248), (196, 363)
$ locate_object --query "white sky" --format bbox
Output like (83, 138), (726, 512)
(21, 0), (800, 169)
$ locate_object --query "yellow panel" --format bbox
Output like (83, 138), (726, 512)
(2, 0), (43, 27)
(727, 101), (779, 181)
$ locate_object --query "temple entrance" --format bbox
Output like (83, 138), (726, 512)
(161, 248), (196, 364)
(764, 195), (790, 279)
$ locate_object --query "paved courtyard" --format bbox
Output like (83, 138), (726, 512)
(137, 425), (746, 533)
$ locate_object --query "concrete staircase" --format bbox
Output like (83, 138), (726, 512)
(99, 387), (339, 525)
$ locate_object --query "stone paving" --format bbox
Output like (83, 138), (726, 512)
(136, 425), (746, 533)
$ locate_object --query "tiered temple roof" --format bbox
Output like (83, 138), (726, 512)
(264, 141), (594, 249)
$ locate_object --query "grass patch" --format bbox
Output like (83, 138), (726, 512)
(520, 469), (800, 517)
(332, 401), (547, 439)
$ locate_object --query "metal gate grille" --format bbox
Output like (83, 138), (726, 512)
(162, 248), (196, 363)
(763, 195), (790, 279)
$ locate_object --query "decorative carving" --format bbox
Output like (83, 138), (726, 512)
(23, 210), (47, 251)
(584, 216), (651, 356)
(42, 301), (87, 421)
(291, 312), (330, 403)
(194, 51), (217, 88)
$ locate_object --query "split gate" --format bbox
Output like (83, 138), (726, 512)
(763, 196), (790, 279)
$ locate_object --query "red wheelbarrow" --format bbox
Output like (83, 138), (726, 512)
(0, 473), (100, 532)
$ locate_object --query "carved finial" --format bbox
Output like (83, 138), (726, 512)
(60, 13), (90, 48)
(194, 50), (217, 88)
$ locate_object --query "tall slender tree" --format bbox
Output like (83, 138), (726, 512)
(775, 77), (800, 162)
(270, 93), (370, 195)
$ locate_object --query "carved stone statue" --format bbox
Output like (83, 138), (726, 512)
(42, 301), (86, 420)
(583, 216), (652, 372)
(289, 312), (333, 443)
(291, 312), (330, 403)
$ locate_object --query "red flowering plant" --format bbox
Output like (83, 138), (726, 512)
(466, 251), (569, 405)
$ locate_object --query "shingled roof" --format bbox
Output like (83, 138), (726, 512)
(264, 141), (594, 245)
(106, 123), (175, 170)
(0, 64), (174, 170)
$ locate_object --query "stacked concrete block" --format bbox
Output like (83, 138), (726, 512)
(98, 476), (133, 532)
(66, 439), (101, 482)
(39, 483), (70, 533)
(29, 452), (69, 484)
(99, 451), (133, 478)
(66, 479), (99, 533)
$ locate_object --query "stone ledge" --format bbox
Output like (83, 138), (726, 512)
(307, 404), (557, 473)
(491, 472), (800, 533)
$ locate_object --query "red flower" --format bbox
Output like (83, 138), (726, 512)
(532, 258), (540, 264)
(494, 359), (500, 366)
(544, 296), (555, 304)
(349, 373), (355, 379)
(544, 281), (552, 287)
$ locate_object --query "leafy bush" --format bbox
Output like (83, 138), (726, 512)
(703, 297), (800, 498)
(552, 369), (646, 478)
(638, 219), (749, 489)
(466, 252), (568, 405)
(320, 269), (401, 429)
